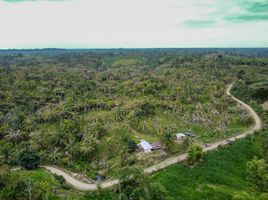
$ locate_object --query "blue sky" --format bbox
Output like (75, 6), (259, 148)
(0, 0), (268, 48)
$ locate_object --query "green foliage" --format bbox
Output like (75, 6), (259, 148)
(54, 174), (65, 185)
(187, 144), (203, 165)
(117, 166), (170, 200)
(152, 131), (267, 200)
(0, 169), (62, 200)
(237, 69), (246, 80)
(246, 157), (268, 192)
(149, 182), (168, 200)
(0, 142), (14, 165)
(111, 57), (147, 68)
(127, 139), (137, 153)
(232, 66), (268, 103)
(249, 82), (268, 100)
(0, 164), (9, 189)
(83, 191), (117, 200)
(18, 149), (41, 170)
(259, 193), (268, 200)
(0, 50), (267, 199)
(161, 132), (175, 151)
(0, 51), (257, 174)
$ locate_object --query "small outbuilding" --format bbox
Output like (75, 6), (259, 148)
(137, 140), (153, 153)
(176, 133), (186, 140)
(151, 142), (161, 150)
(184, 132), (195, 137)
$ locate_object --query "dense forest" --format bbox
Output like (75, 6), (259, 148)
(0, 49), (268, 199)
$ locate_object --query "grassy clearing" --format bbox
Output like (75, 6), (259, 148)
(10, 169), (60, 187)
(110, 56), (148, 68)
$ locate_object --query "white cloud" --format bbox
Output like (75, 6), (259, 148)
(0, 0), (267, 48)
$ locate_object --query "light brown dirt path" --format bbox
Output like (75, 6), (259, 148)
(43, 83), (262, 191)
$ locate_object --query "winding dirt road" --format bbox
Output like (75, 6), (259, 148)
(43, 83), (262, 191)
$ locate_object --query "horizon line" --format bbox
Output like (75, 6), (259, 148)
(1, 47), (268, 50)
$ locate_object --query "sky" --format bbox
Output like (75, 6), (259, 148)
(0, 0), (268, 48)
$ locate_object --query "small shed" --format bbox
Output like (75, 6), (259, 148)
(151, 142), (161, 150)
(184, 132), (195, 137)
(137, 140), (152, 153)
(176, 133), (186, 140)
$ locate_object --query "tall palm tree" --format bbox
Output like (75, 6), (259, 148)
(80, 134), (97, 157)
(160, 132), (175, 152)
(4, 130), (23, 145)
(48, 147), (62, 164)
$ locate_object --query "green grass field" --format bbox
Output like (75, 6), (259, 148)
(151, 132), (266, 200)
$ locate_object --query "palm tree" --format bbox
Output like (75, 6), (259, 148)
(48, 147), (62, 164)
(0, 143), (12, 164)
(22, 116), (36, 133)
(4, 130), (23, 145)
(184, 136), (193, 147)
(64, 140), (80, 165)
(160, 132), (175, 152)
(80, 134), (97, 157)
(53, 131), (72, 148)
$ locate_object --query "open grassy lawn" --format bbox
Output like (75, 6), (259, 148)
(151, 132), (266, 200)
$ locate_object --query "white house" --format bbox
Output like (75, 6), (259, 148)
(176, 133), (186, 140)
(138, 140), (152, 153)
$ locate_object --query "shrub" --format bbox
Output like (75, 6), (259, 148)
(54, 174), (65, 185)
(127, 140), (137, 153)
(0, 165), (9, 189)
(246, 156), (268, 192)
(187, 144), (203, 165)
(17, 149), (41, 170)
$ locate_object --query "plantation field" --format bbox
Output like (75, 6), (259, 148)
(0, 52), (263, 176)
(152, 131), (267, 200)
